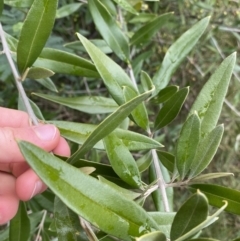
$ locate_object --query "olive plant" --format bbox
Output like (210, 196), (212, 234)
(0, 0), (240, 241)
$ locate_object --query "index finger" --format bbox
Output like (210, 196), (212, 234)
(0, 107), (31, 128)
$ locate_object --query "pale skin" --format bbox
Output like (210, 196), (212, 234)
(0, 107), (71, 225)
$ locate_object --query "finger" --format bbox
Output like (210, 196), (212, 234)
(0, 107), (30, 128)
(0, 124), (61, 163)
(53, 137), (71, 157)
(16, 169), (47, 201)
(0, 173), (18, 225)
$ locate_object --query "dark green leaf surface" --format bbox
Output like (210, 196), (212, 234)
(0, 0), (3, 17)
(152, 17), (210, 95)
(154, 87), (189, 130)
(17, 0), (58, 73)
(141, 71), (153, 92)
(54, 196), (88, 241)
(88, 0), (129, 61)
(176, 113), (200, 179)
(190, 184), (240, 215)
(18, 141), (159, 240)
(137, 152), (152, 173)
(188, 125), (224, 179)
(151, 86), (179, 104)
(170, 191), (208, 240)
(157, 150), (175, 173)
(68, 87), (153, 163)
(136, 231), (167, 241)
(130, 13), (173, 46)
(104, 133), (142, 188)
(50, 120), (162, 151)
(35, 48), (99, 78)
(9, 202), (30, 241)
(33, 93), (118, 114)
(189, 53), (236, 136)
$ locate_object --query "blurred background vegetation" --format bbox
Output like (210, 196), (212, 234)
(1, 0), (240, 239)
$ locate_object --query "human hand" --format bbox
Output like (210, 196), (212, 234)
(0, 107), (70, 225)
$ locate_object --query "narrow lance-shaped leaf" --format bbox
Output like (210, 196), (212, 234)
(136, 232), (167, 241)
(123, 86), (149, 130)
(17, 0), (58, 74)
(112, 0), (138, 15)
(154, 87), (189, 130)
(56, 3), (83, 19)
(188, 125), (224, 179)
(141, 71), (153, 92)
(54, 196), (88, 241)
(189, 53), (236, 136)
(130, 13), (173, 46)
(190, 184), (240, 215)
(33, 93), (118, 114)
(50, 120), (162, 151)
(35, 77), (58, 92)
(88, 0), (129, 61)
(77, 33), (149, 130)
(104, 133), (142, 188)
(27, 67), (54, 79)
(18, 141), (159, 240)
(152, 17), (210, 95)
(170, 191), (209, 241)
(9, 201), (30, 241)
(151, 85), (179, 104)
(176, 112), (201, 180)
(68, 87), (154, 163)
(4, 0), (34, 8)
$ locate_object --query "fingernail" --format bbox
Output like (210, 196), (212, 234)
(33, 125), (57, 141)
(30, 181), (43, 198)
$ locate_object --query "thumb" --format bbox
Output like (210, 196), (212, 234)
(0, 124), (60, 163)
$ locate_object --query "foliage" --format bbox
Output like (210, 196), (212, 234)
(0, 0), (240, 240)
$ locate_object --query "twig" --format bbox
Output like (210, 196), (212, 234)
(0, 22), (38, 125)
(35, 210), (47, 241)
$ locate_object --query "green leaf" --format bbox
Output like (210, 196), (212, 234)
(141, 71), (154, 92)
(27, 67), (54, 79)
(151, 85), (179, 104)
(17, 0), (58, 73)
(9, 202), (30, 241)
(149, 212), (176, 239)
(68, 84), (154, 163)
(188, 125), (224, 179)
(33, 93), (118, 114)
(176, 113), (201, 180)
(170, 191), (208, 241)
(130, 13), (173, 46)
(0, 0), (3, 17)
(189, 53), (236, 136)
(189, 173), (234, 183)
(64, 39), (113, 54)
(112, 0), (138, 15)
(129, 13), (157, 23)
(54, 196), (88, 241)
(189, 239), (220, 241)
(154, 87), (189, 130)
(50, 121), (163, 151)
(4, 0), (34, 8)
(137, 152), (152, 173)
(18, 141), (159, 240)
(152, 17), (210, 95)
(88, 0), (129, 61)
(190, 184), (240, 215)
(136, 231), (167, 241)
(56, 3), (83, 19)
(98, 176), (141, 200)
(157, 150), (175, 173)
(35, 77), (58, 92)
(104, 133), (142, 188)
(123, 86), (149, 130)
(35, 48), (99, 78)
(175, 201), (227, 241)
